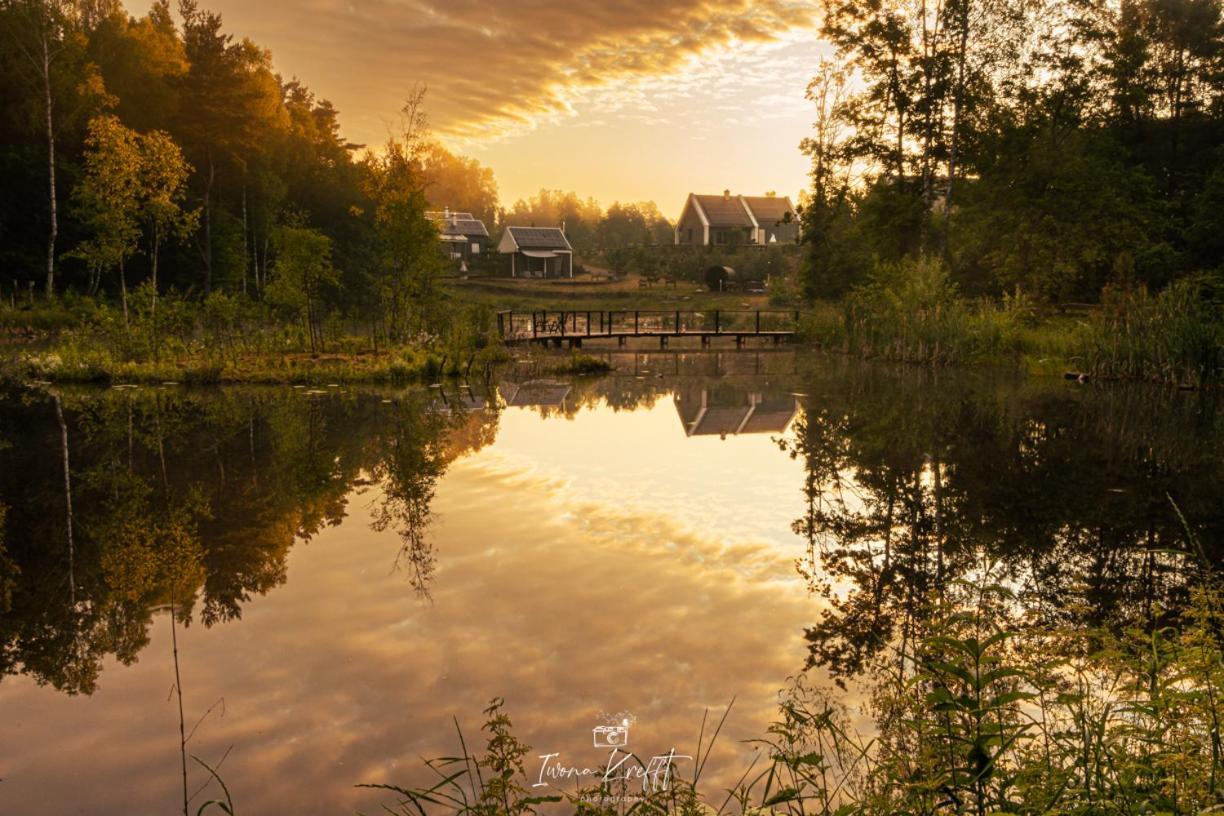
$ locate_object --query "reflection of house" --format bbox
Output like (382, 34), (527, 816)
(499, 380), (572, 408)
(674, 191), (798, 246)
(428, 209), (490, 261)
(498, 226), (574, 278)
(673, 387), (798, 437)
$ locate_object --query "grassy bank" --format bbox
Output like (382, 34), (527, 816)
(4, 264), (1219, 387)
(0, 289), (509, 386)
(797, 258), (1223, 388)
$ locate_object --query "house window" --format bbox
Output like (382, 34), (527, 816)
(471, 242), (480, 254)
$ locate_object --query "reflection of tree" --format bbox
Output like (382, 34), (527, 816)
(0, 386), (499, 691)
(369, 394), (500, 599)
(784, 371), (1224, 680)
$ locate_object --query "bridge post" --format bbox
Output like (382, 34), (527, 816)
(714, 310), (720, 334)
(755, 311), (761, 334)
(586, 311), (591, 336)
(660, 335), (667, 349)
(634, 311), (639, 335)
(532, 312), (538, 339)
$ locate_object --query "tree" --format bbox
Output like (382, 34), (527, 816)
(174, 0), (284, 293)
(265, 224), (338, 352)
(3, 0), (73, 297)
(362, 88), (442, 343)
(420, 142), (499, 228)
(70, 114), (142, 324)
(138, 129), (196, 316)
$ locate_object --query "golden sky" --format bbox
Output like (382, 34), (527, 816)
(146, 0), (827, 216)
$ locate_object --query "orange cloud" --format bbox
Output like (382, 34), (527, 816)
(163, 0), (820, 146)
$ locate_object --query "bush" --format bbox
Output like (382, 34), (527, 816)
(842, 256), (1022, 365)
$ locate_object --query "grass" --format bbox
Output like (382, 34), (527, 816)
(4, 343), (511, 386)
(797, 259), (1222, 386)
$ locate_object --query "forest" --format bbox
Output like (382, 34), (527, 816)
(801, 0), (1224, 303)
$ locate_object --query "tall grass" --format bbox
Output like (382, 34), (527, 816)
(803, 257), (1024, 366)
(801, 258), (1222, 385)
(1076, 275), (1223, 387)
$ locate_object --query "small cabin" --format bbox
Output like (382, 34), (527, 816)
(428, 210), (490, 261)
(498, 226), (574, 278)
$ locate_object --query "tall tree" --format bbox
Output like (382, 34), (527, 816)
(138, 128), (196, 315)
(3, 0), (72, 297)
(70, 114), (142, 323)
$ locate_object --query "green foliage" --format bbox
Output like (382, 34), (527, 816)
(1077, 274), (1224, 387)
(840, 256), (1022, 365)
(264, 225), (339, 352)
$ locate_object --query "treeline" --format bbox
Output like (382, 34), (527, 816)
(499, 190), (674, 255)
(803, 0), (1224, 304)
(0, 0), (504, 346)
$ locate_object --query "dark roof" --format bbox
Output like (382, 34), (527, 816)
(428, 211), (490, 238)
(741, 196), (793, 225)
(446, 218), (489, 238)
(693, 194), (753, 228)
(506, 226), (572, 251)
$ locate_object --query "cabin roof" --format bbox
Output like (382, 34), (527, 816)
(427, 210), (490, 238)
(691, 194), (754, 228)
(741, 196), (794, 225)
(502, 226), (573, 252)
(685, 194), (795, 228)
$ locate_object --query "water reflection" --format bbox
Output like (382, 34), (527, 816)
(0, 361), (1219, 814)
(674, 386), (799, 437)
(780, 368), (1223, 679)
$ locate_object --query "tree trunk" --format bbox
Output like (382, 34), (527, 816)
(241, 180), (249, 295)
(53, 394), (74, 605)
(119, 258), (129, 328)
(945, 1), (970, 247)
(42, 32), (57, 300)
(151, 224), (160, 317)
(199, 155), (215, 294)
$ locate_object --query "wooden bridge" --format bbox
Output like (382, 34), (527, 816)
(496, 309), (802, 348)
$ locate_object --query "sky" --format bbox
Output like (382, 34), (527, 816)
(140, 0), (829, 218)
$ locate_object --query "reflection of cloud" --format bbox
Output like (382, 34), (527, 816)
(0, 424), (829, 815)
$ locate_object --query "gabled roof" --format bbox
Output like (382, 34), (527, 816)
(691, 194), (754, 228)
(683, 193), (796, 228)
(427, 210), (490, 239)
(501, 226), (573, 252)
(741, 196), (795, 225)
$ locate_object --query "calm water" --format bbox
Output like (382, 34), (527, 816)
(0, 352), (1220, 814)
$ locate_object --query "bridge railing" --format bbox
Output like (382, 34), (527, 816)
(495, 309), (801, 341)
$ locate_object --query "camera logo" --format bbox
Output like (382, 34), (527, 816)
(593, 718), (630, 748)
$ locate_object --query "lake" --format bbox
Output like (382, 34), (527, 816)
(0, 351), (1220, 814)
